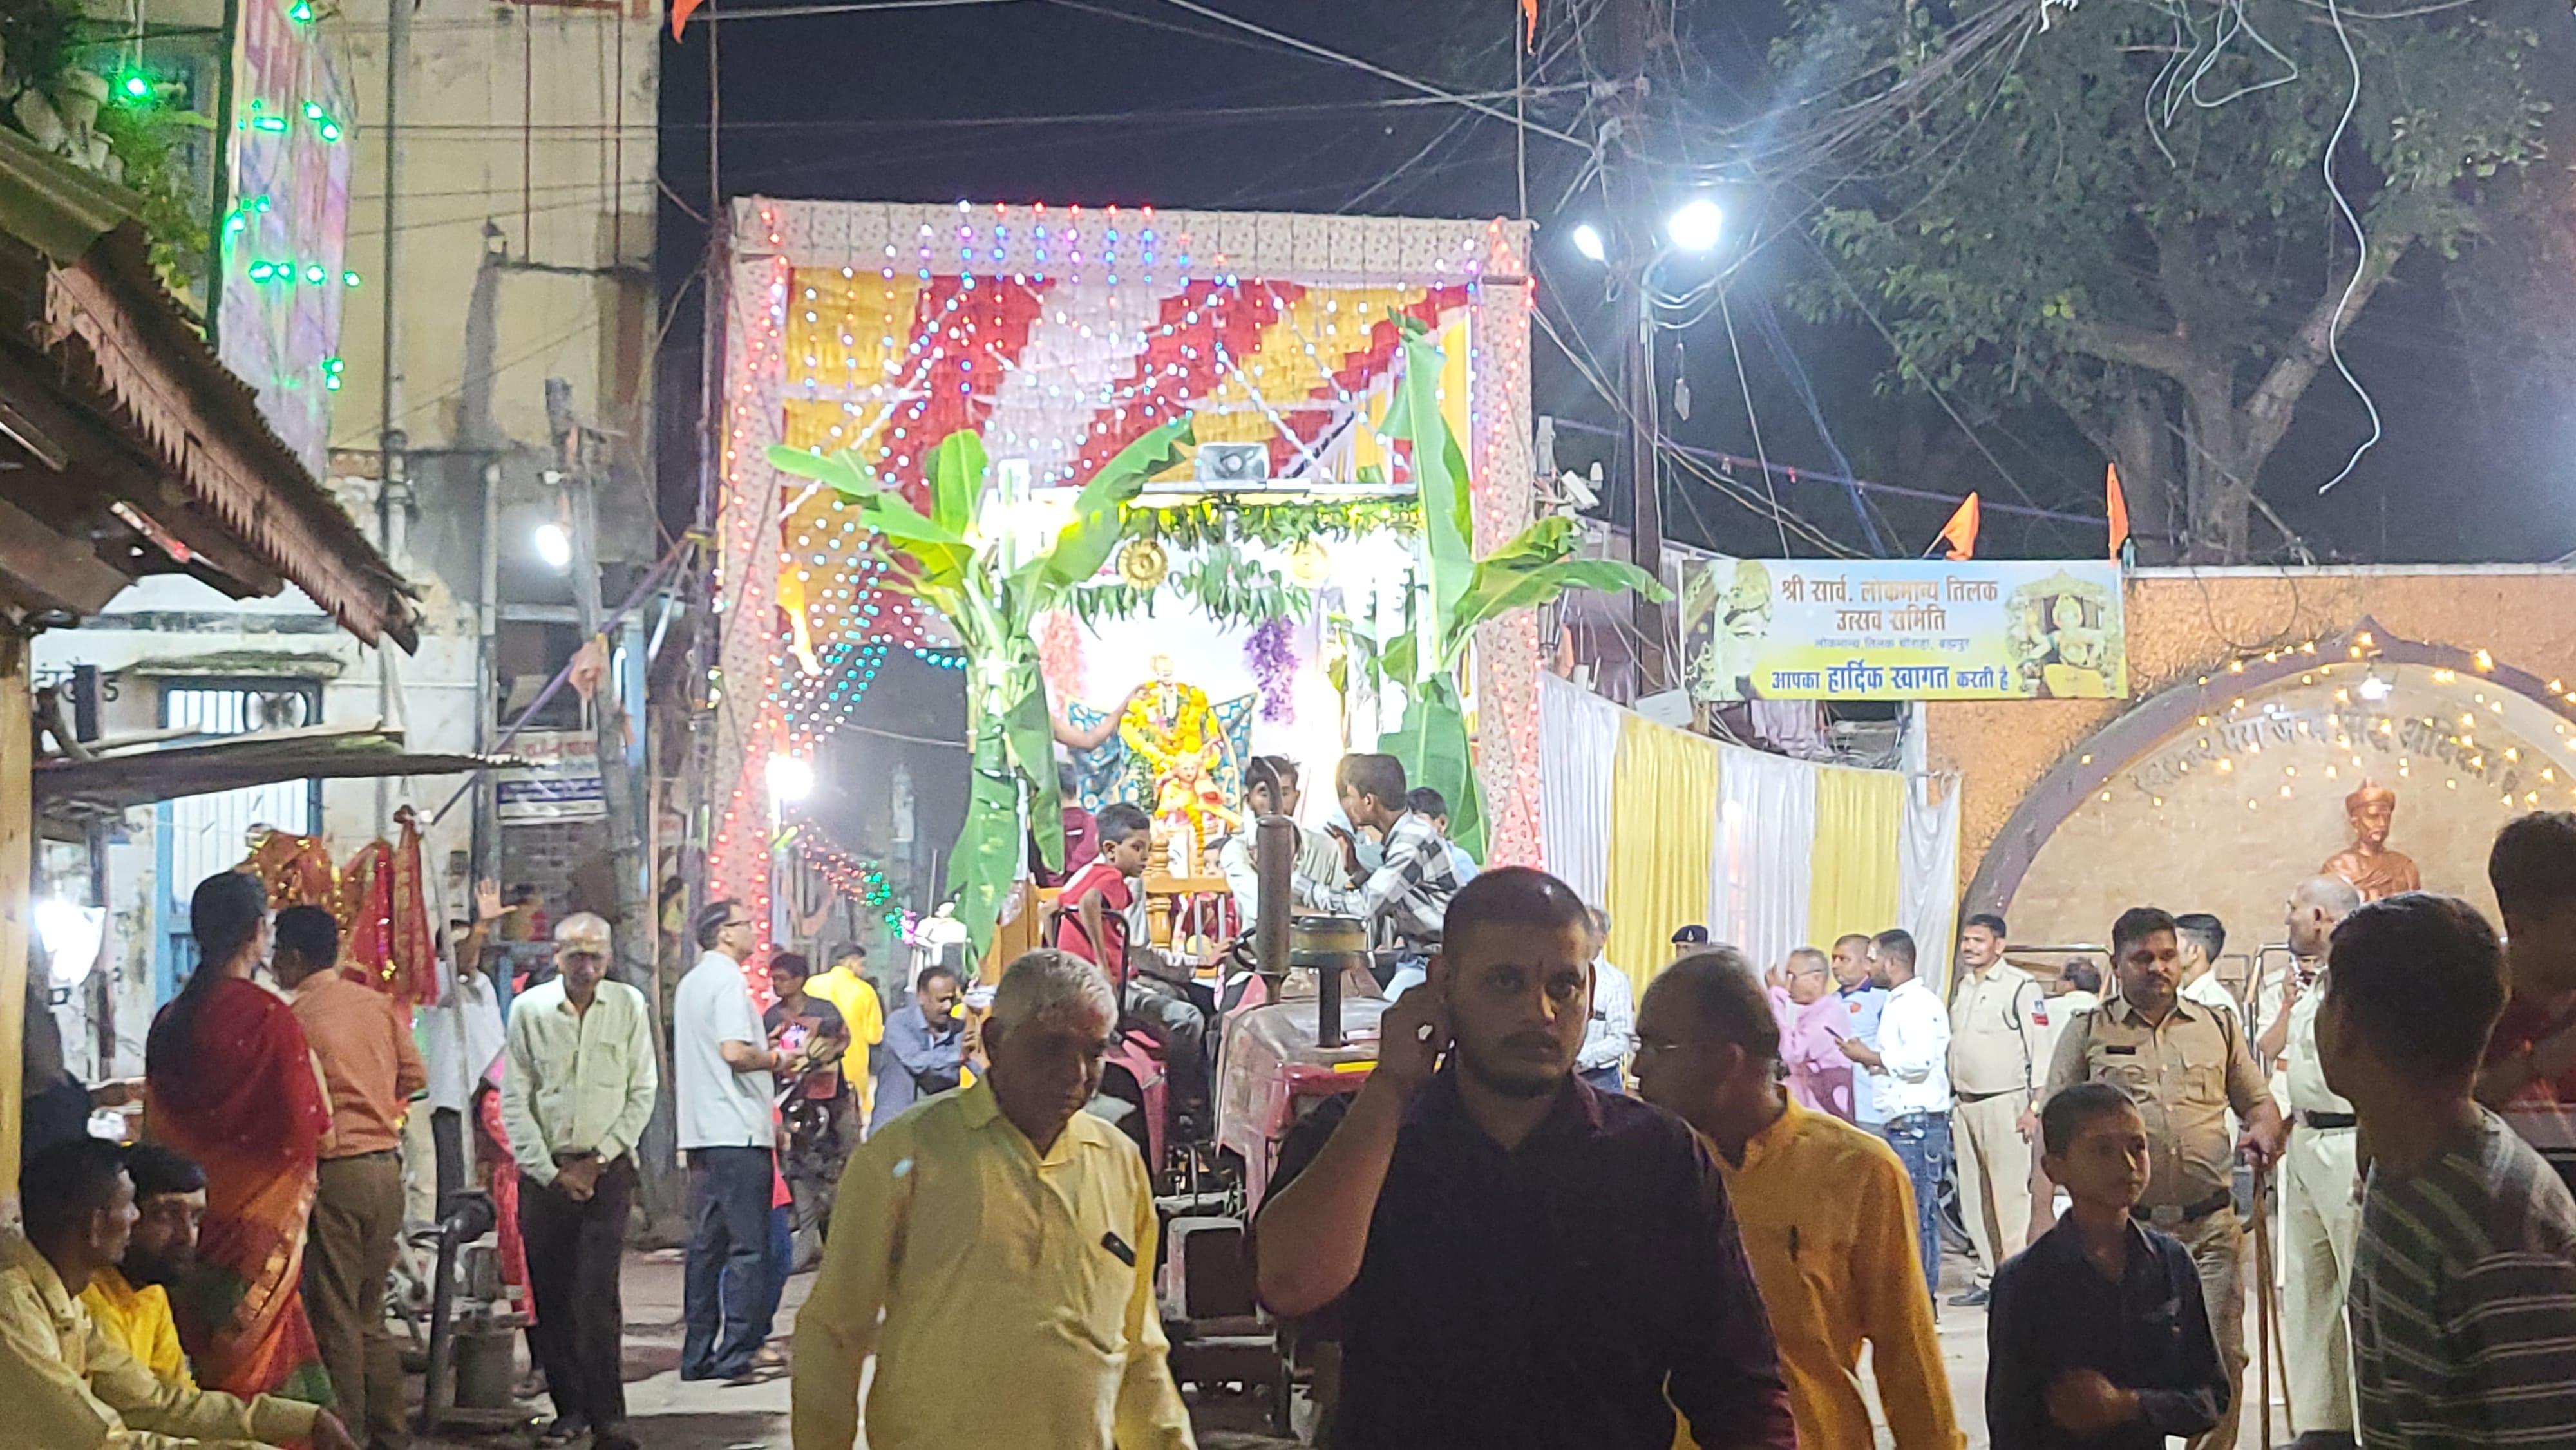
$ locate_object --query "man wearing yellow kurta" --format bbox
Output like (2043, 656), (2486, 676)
(1636, 948), (1963, 1450)
(0, 1138), (355, 1450)
(790, 948), (1193, 1450)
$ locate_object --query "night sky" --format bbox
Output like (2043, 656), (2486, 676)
(653, 0), (2576, 567)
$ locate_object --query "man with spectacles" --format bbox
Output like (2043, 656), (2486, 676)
(677, 899), (797, 1384)
(1770, 948), (1855, 1122)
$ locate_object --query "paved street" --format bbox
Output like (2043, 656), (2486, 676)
(412, 1239), (2289, 1448)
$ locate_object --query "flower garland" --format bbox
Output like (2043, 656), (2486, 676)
(1245, 616), (1298, 723)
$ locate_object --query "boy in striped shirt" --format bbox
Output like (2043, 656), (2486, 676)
(2318, 891), (2576, 1449)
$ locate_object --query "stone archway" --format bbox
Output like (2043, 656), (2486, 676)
(1965, 619), (2576, 948)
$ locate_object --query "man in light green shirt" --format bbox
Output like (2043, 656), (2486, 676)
(498, 913), (659, 1449)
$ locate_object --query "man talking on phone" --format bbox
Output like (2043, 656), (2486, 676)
(1255, 868), (1792, 1449)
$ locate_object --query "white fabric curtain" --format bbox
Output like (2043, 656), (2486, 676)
(1711, 744), (1817, 970)
(1536, 672), (1622, 907)
(1898, 773), (1964, 993)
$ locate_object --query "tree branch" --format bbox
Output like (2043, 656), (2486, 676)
(2240, 224), (2418, 464)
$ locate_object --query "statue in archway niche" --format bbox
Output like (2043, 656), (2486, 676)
(2322, 780), (2421, 902)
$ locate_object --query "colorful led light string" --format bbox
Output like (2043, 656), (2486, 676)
(787, 822), (904, 927)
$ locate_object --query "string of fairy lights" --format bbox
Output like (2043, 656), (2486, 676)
(2091, 635), (2576, 816)
(755, 202), (1501, 751)
(788, 822), (903, 929)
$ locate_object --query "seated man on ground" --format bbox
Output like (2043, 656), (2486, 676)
(79, 1143), (205, 1389)
(0, 1138), (358, 1450)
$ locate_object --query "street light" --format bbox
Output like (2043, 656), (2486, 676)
(1570, 222), (1607, 263)
(533, 522), (571, 570)
(767, 753), (815, 803)
(1665, 197), (1725, 254)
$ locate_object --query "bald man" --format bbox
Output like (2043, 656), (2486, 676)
(2271, 874), (2365, 1450)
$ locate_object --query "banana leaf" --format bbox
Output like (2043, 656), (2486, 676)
(928, 428), (985, 539)
(768, 442), (974, 588)
(1040, 419), (1193, 594)
(1005, 675), (1065, 874)
(1378, 673), (1482, 860)
(1381, 320), (1474, 670)
(950, 728), (1023, 967)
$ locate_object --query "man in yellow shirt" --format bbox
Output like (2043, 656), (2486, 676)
(0, 1137), (358, 1450)
(804, 943), (887, 1128)
(1636, 948), (1963, 1450)
(791, 948), (1193, 1450)
(79, 1144), (204, 1388)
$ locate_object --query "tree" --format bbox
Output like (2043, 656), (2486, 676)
(1784, 0), (2548, 560)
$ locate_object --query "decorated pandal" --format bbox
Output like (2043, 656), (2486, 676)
(709, 200), (1544, 968)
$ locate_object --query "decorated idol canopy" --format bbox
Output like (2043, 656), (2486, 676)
(708, 200), (1649, 957)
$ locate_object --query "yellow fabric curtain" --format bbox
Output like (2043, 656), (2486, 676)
(1604, 714), (1720, 1003)
(1808, 766), (1905, 952)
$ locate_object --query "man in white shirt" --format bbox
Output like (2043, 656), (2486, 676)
(1577, 908), (1636, 1095)
(2271, 875), (2364, 1450)
(2175, 912), (2243, 1033)
(1841, 928), (1953, 1301)
(674, 899), (793, 1383)
(501, 914), (658, 1448)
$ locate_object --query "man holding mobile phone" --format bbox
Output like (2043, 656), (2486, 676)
(1254, 868), (1792, 1449)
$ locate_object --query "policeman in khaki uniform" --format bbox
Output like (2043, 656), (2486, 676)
(2046, 905), (2286, 1450)
(1947, 912), (2047, 1307)
(2266, 876), (2364, 1450)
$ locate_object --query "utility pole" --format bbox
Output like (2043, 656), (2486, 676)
(374, 0), (409, 835)
(545, 379), (682, 1232)
(1612, 0), (1666, 693)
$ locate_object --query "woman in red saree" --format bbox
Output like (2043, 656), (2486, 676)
(146, 869), (336, 1404)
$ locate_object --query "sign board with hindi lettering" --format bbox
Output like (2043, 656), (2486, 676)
(1680, 558), (2128, 701)
(495, 731), (607, 822)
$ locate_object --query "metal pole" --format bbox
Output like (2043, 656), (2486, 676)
(374, 0), (410, 838)
(1255, 813), (1292, 988)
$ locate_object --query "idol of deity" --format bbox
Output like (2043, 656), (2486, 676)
(2322, 780), (2421, 902)
(1119, 655), (1211, 769)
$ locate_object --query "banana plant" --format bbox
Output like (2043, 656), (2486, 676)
(769, 418), (1195, 961)
(1375, 319), (1667, 861)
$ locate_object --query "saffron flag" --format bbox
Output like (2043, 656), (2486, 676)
(2106, 462), (2131, 560)
(1933, 493), (1980, 561)
(1522, 0), (1538, 46)
(672, 0), (703, 40)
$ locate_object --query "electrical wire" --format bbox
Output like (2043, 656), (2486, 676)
(1139, 0), (1590, 146)
(2313, 0), (2383, 494)
(1714, 281), (1789, 556)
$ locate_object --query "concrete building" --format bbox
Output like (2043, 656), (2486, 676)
(24, 0), (663, 1078)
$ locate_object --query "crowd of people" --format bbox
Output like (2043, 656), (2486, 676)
(28, 754), (2576, 1450)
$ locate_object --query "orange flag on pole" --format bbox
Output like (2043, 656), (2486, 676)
(672, 0), (703, 40)
(1522, 0), (1539, 46)
(2106, 462), (2131, 560)
(1934, 492), (1980, 560)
